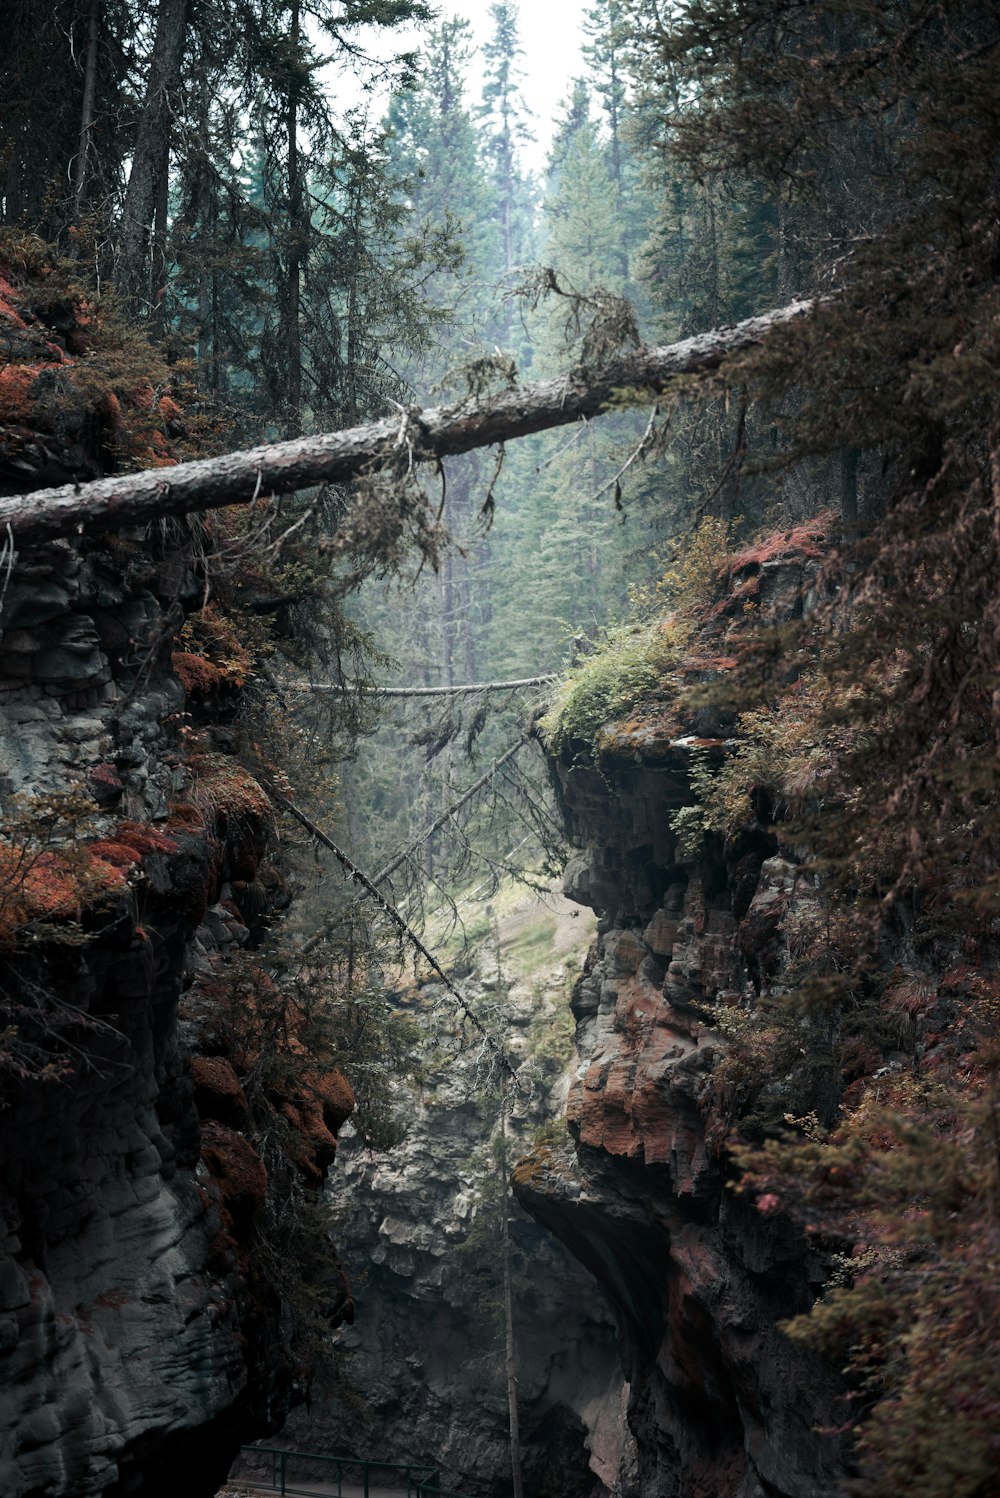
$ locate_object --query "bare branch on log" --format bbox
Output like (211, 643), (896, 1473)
(1, 300), (814, 548)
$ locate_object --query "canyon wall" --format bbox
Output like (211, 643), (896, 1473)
(0, 268), (351, 1498)
(278, 896), (636, 1498)
(514, 544), (849, 1498)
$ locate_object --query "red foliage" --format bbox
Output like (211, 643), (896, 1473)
(0, 364), (40, 421)
(113, 820), (179, 858)
(89, 839), (142, 870)
(0, 843), (127, 948)
(0, 273), (27, 327)
(171, 650), (229, 695)
(728, 511), (834, 573)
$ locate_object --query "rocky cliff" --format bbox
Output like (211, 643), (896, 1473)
(514, 530), (849, 1498)
(0, 255), (352, 1497)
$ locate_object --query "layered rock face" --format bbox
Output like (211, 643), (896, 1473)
(279, 897), (635, 1498)
(0, 531), (308, 1498)
(515, 548), (848, 1498)
(0, 267), (351, 1496)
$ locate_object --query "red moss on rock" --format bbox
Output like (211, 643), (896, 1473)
(171, 651), (239, 697)
(0, 272), (28, 327)
(199, 1119), (267, 1220)
(728, 511), (834, 574)
(0, 843), (128, 948)
(189, 1056), (250, 1127)
(113, 821), (180, 859)
(309, 1068), (355, 1134)
(0, 364), (40, 422)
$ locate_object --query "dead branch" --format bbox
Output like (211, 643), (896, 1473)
(274, 790), (521, 1089)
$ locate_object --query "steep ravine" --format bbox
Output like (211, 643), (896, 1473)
(2, 258), (854, 1498)
(0, 265), (352, 1497)
(272, 889), (636, 1498)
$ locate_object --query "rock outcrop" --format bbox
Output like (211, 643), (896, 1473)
(515, 534), (849, 1498)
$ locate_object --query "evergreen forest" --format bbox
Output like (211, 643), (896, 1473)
(1, 3), (1000, 1498)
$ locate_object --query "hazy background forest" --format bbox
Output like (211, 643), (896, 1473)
(3, 0), (777, 903)
(3, 1), (1000, 1495)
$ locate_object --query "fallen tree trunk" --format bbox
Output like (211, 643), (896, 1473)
(0, 300), (813, 548)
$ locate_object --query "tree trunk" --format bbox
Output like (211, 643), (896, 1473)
(497, 1112), (525, 1498)
(0, 299), (814, 547)
(284, 0), (303, 434)
(149, 159), (170, 339)
(118, 0), (189, 309)
(71, 0), (101, 229)
(840, 445), (859, 530)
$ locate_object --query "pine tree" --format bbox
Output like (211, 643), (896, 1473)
(581, 0), (628, 193)
(478, 1), (535, 335)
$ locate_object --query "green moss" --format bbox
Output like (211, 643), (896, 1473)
(505, 918), (557, 973)
(542, 519), (739, 756)
(542, 617), (684, 753)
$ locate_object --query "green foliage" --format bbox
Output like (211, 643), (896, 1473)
(524, 990), (574, 1081)
(544, 516), (738, 754)
(542, 617), (682, 752)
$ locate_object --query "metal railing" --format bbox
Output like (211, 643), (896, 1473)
(235, 1445), (477, 1498)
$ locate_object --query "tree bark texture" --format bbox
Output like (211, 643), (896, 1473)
(1, 300), (813, 548)
(71, 0), (101, 227)
(117, 0), (189, 307)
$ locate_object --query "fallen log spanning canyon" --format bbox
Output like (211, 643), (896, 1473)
(0, 300), (814, 548)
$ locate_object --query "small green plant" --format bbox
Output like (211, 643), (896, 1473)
(531, 1115), (570, 1151)
(525, 992), (575, 1079)
(542, 617), (685, 752)
(543, 518), (739, 755)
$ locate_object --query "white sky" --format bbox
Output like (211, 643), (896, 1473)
(328, 1), (587, 176)
(439, 0), (587, 173)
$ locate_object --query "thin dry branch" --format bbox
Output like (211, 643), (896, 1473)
(274, 790), (521, 1088)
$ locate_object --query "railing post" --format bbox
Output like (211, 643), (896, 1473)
(280, 1450), (287, 1498)
(363, 1460), (370, 1498)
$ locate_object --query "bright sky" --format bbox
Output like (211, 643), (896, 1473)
(329, 1), (587, 176)
(440, 0), (587, 173)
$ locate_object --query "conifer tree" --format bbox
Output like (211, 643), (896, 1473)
(478, 1), (535, 333)
(581, 0), (628, 193)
